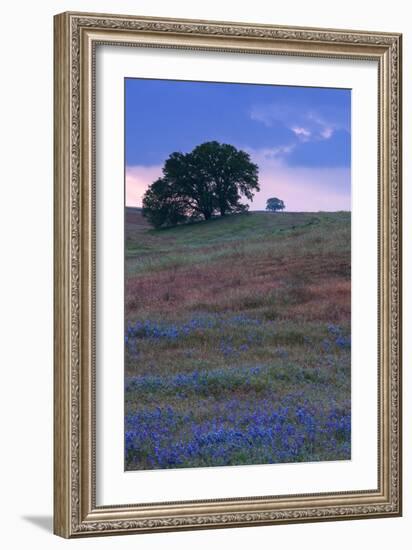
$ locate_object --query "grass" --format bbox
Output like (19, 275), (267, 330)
(124, 209), (351, 470)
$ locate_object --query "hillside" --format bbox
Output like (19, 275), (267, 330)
(124, 209), (351, 470)
(125, 209), (350, 322)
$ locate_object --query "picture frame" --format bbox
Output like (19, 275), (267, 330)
(53, 11), (402, 538)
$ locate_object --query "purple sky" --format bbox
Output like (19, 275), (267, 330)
(125, 79), (351, 212)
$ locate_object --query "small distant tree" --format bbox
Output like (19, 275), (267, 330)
(266, 197), (285, 212)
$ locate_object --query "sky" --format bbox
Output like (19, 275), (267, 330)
(125, 78), (351, 211)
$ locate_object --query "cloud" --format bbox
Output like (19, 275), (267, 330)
(245, 144), (296, 160)
(250, 102), (349, 144)
(320, 127), (334, 139)
(291, 126), (312, 141)
(249, 167), (351, 212)
(125, 147), (351, 213)
(245, 149), (351, 212)
(125, 165), (162, 207)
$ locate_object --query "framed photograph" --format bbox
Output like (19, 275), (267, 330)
(53, 11), (402, 538)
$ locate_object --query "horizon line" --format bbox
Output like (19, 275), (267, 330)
(125, 205), (351, 213)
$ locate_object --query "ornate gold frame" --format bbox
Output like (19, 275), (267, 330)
(53, 11), (402, 538)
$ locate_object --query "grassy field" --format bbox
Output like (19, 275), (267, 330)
(124, 208), (351, 470)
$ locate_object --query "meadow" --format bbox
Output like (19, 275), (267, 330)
(124, 208), (351, 470)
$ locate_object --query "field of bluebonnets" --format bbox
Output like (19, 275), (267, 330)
(124, 208), (351, 470)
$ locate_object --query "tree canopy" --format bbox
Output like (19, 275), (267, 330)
(266, 197), (285, 212)
(142, 141), (259, 228)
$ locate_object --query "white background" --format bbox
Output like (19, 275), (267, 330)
(0, 0), (410, 548)
(97, 47), (378, 504)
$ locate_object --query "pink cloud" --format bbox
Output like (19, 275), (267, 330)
(320, 127), (334, 139)
(291, 126), (311, 141)
(125, 165), (162, 207)
(126, 155), (350, 213)
(249, 169), (351, 212)
(246, 152), (350, 212)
